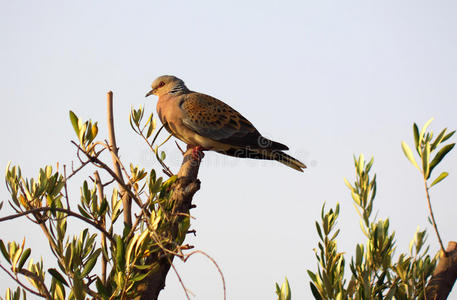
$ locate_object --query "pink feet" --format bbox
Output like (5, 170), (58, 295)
(191, 145), (206, 161)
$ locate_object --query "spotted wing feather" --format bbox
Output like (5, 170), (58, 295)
(180, 93), (288, 150)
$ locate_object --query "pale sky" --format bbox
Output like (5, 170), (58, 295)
(1, 1), (457, 299)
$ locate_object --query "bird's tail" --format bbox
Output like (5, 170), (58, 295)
(270, 150), (307, 172)
(218, 148), (306, 172)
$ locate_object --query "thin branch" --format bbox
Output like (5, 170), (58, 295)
(66, 157), (91, 181)
(17, 268), (53, 300)
(71, 141), (142, 208)
(94, 171), (107, 284)
(168, 258), (191, 300)
(182, 250), (226, 300)
(102, 178), (116, 187)
(136, 123), (173, 177)
(63, 165), (70, 209)
(0, 207), (114, 242)
(126, 201), (149, 242)
(424, 180), (446, 256)
(175, 141), (185, 155)
(0, 263), (45, 298)
(106, 91), (132, 226)
(14, 180), (60, 253)
(71, 141), (154, 241)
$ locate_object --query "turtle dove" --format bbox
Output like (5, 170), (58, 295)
(145, 75), (306, 172)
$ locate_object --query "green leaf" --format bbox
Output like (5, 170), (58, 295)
(131, 267), (156, 282)
(129, 109), (139, 134)
(441, 130), (455, 143)
(357, 154), (364, 174)
(413, 123), (419, 148)
(146, 118), (157, 139)
(115, 235), (126, 272)
(95, 278), (109, 300)
(81, 249), (101, 277)
(365, 157), (374, 173)
(77, 205), (91, 219)
(429, 143), (455, 174)
(315, 222), (323, 241)
(279, 277), (291, 300)
(430, 172), (449, 188)
(126, 234), (140, 267)
(422, 142), (431, 178)
(17, 248), (31, 270)
(12, 247), (23, 271)
(48, 268), (69, 287)
(310, 282), (323, 300)
(431, 128), (447, 150)
(91, 122), (98, 141)
(0, 240), (11, 263)
(343, 178), (353, 192)
(69, 111), (80, 137)
(53, 281), (65, 300)
(307, 270), (317, 283)
(401, 141), (420, 170)
(419, 118), (434, 145)
(72, 270), (85, 300)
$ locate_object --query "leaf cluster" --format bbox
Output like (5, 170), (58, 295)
(0, 107), (193, 299)
(308, 154), (438, 300)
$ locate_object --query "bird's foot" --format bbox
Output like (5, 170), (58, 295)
(191, 145), (206, 161)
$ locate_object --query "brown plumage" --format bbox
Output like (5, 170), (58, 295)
(145, 75), (306, 172)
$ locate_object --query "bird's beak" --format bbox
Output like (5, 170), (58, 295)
(145, 89), (155, 97)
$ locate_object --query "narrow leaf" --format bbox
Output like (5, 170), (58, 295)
(430, 143), (455, 174)
(419, 118), (434, 145)
(69, 111), (79, 137)
(0, 240), (10, 263)
(422, 142), (430, 178)
(430, 172), (449, 188)
(115, 236), (125, 271)
(81, 249), (101, 277)
(441, 130), (455, 143)
(413, 123), (420, 150)
(48, 268), (69, 287)
(17, 248), (31, 270)
(401, 141), (420, 170)
(431, 128), (447, 150)
(310, 282), (323, 300)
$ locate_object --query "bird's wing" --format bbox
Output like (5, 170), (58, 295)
(180, 93), (288, 150)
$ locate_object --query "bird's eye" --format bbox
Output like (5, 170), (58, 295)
(159, 81), (165, 87)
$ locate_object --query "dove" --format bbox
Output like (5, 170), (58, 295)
(145, 75), (306, 172)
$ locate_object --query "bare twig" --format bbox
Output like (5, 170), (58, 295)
(175, 141), (185, 155)
(107, 91), (132, 226)
(102, 178), (116, 187)
(17, 268), (52, 300)
(183, 250), (226, 300)
(94, 171), (107, 284)
(137, 123), (173, 177)
(168, 258), (191, 300)
(0, 207), (114, 242)
(0, 263), (46, 298)
(424, 180), (446, 256)
(71, 141), (142, 208)
(63, 165), (70, 209)
(66, 148), (105, 181)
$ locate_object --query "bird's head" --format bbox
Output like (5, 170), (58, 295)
(145, 75), (188, 97)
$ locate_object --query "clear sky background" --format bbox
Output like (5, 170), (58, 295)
(1, 1), (456, 299)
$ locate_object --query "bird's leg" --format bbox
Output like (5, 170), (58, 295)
(190, 145), (206, 161)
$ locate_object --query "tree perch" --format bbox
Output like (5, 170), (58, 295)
(135, 145), (201, 300)
(425, 241), (457, 300)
